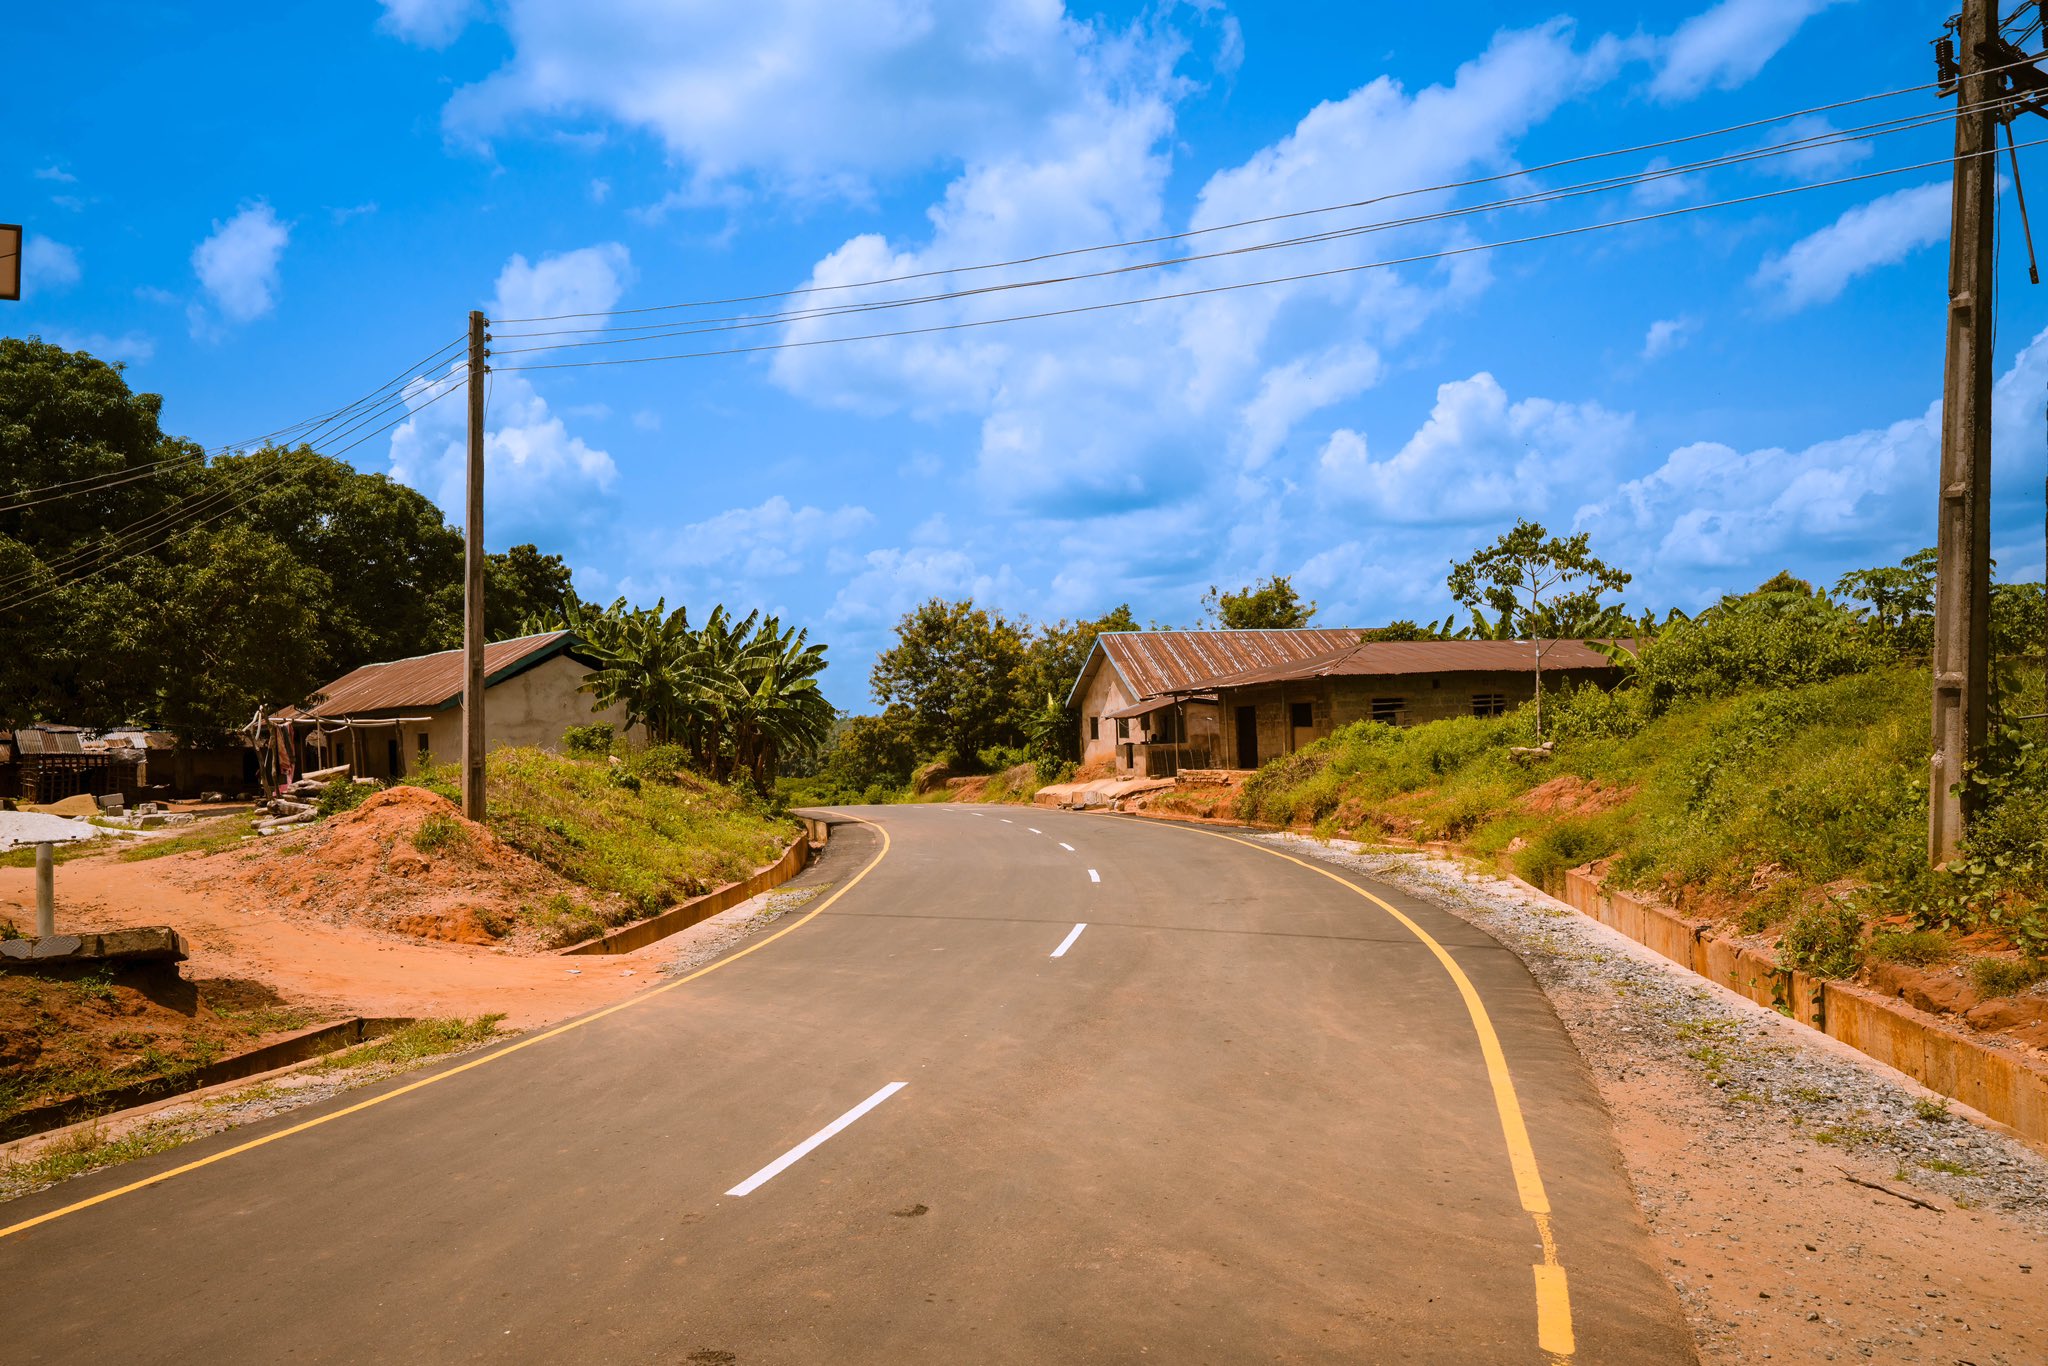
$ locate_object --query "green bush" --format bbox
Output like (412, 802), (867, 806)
(624, 743), (694, 786)
(1545, 680), (1651, 742)
(1968, 956), (2048, 997)
(315, 779), (378, 818)
(1866, 928), (1954, 966)
(975, 743), (1031, 774)
(412, 811), (467, 855)
(1512, 817), (1620, 892)
(563, 723), (613, 758)
(1778, 904), (1864, 978)
(1639, 589), (1883, 704)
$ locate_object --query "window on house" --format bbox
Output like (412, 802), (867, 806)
(417, 732), (430, 755)
(1116, 717), (1129, 739)
(1471, 693), (1508, 718)
(1088, 717), (1100, 741)
(1370, 697), (1406, 725)
(1288, 701), (1313, 729)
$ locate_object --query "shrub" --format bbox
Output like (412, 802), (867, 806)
(624, 743), (694, 786)
(1778, 904), (1864, 978)
(1639, 589), (1883, 704)
(1968, 956), (2048, 997)
(1865, 928), (1954, 966)
(1546, 681), (1651, 742)
(412, 812), (467, 855)
(563, 723), (613, 758)
(1512, 817), (1619, 892)
(975, 743), (1031, 774)
(315, 779), (378, 818)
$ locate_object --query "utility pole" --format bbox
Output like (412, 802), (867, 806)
(1930, 0), (2000, 865)
(463, 309), (489, 822)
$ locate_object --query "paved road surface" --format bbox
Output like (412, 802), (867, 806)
(0, 805), (1695, 1363)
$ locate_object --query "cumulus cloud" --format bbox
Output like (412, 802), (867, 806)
(23, 237), (80, 292)
(190, 202), (291, 327)
(1237, 345), (1383, 470)
(1755, 114), (1871, 182)
(656, 496), (874, 576)
(434, 0), (1118, 198)
(1753, 181), (1948, 312)
(34, 166), (76, 184)
(491, 242), (633, 322)
(377, 0), (476, 48)
(1641, 316), (1694, 360)
(1579, 326), (2048, 593)
(1316, 372), (1633, 525)
(42, 331), (155, 365)
(1651, 0), (1845, 103)
(387, 365), (618, 541)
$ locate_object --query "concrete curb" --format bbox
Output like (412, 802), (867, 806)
(1559, 867), (2048, 1150)
(0, 1016), (410, 1144)
(558, 825), (820, 957)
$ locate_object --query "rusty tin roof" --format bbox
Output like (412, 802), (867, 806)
(1072, 630), (1365, 707)
(1187, 638), (1630, 690)
(280, 631), (590, 718)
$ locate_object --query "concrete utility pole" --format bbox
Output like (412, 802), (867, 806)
(463, 309), (489, 822)
(34, 842), (55, 937)
(1930, 0), (2001, 865)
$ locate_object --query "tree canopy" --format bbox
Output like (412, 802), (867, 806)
(1201, 575), (1316, 629)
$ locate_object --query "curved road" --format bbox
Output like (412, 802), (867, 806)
(0, 805), (1694, 1363)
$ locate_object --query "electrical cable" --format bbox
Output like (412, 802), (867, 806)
(490, 54), (2048, 325)
(488, 95), (2016, 359)
(492, 135), (2048, 375)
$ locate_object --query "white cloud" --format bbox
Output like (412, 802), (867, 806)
(656, 496), (873, 576)
(1629, 155), (1700, 208)
(23, 237), (80, 291)
(435, 0), (1127, 199)
(490, 242), (633, 322)
(33, 166), (76, 184)
(1237, 345), (1382, 471)
(190, 202), (291, 326)
(1651, 0), (1845, 103)
(377, 0), (476, 48)
(1641, 316), (1694, 360)
(1316, 372), (1633, 525)
(1753, 181), (1948, 312)
(1578, 326), (2048, 589)
(826, 545), (1022, 628)
(1755, 114), (1871, 183)
(387, 365), (618, 540)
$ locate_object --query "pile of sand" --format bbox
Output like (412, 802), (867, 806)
(184, 787), (591, 949)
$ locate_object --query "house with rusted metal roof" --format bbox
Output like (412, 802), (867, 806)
(268, 631), (631, 783)
(1188, 638), (1625, 772)
(1064, 629), (1364, 776)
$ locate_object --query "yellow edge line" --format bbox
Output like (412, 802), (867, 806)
(1155, 822), (1576, 1360)
(0, 811), (891, 1242)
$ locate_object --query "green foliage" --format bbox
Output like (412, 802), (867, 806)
(1777, 903), (1865, 978)
(562, 723), (614, 758)
(411, 811), (467, 855)
(1201, 576), (1317, 629)
(1513, 817), (1622, 892)
(314, 779), (378, 818)
(313, 1015), (506, 1073)
(870, 599), (1030, 766)
(1637, 581), (1883, 703)
(1866, 928), (1954, 965)
(1968, 956), (2048, 997)
(820, 710), (918, 793)
(576, 599), (834, 788)
(485, 544), (573, 640)
(416, 747), (796, 915)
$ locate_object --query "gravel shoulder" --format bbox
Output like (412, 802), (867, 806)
(1256, 832), (2048, 1366)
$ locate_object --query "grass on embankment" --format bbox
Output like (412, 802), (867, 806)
(413, 746), (798, 921)
(1231, 666), (2045, 962)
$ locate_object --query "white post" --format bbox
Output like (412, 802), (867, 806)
(34, 842), (55, 937)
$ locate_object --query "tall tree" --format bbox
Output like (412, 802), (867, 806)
(1201, 576), (1317, 629)
(870, 599), (1029, 765)
(1447, 519), (1631, 740)
(486, 543), (574, 640)
(1020, 603), (1138, 760)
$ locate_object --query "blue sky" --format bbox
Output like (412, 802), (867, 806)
(10, 1), (2047, 708)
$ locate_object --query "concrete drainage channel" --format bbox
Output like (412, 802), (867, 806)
(0, 1016), (413, 1144)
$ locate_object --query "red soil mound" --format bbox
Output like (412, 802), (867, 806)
(188, 787), (584, 949)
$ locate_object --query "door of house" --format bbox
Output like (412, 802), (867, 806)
(1235, 706), (1259, 769)
(1289, 700), (1316, 752)
(387, 737), (402, 779)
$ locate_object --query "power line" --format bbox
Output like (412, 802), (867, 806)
(493, 136), (2048, 375)
(0, 366), (468, 598)
(490, 56), (2048, 326)
(0, 374), (469, 614)
(488, 96), (2008, 361)
(0, 333), (466, 511)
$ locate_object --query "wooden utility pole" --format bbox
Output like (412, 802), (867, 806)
(1930, 0), (2001, 865)
(463, 309), (488, 822)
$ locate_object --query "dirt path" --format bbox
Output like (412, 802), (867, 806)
(0, 850), (648, 1030)
(1255, 834), (2048, 1365)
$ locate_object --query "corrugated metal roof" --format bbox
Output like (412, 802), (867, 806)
(282, 631), (582, 718)
(1103, 692), (1218, 721)
(1094, 629), (1366, 701)
(14, 729), (85, 756)
(1189, 638), (1630, 690)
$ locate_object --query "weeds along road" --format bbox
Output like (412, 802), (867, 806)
(0, 805), (1695, 1364)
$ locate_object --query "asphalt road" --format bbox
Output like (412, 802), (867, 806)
(0, 804), (1695, 1364)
